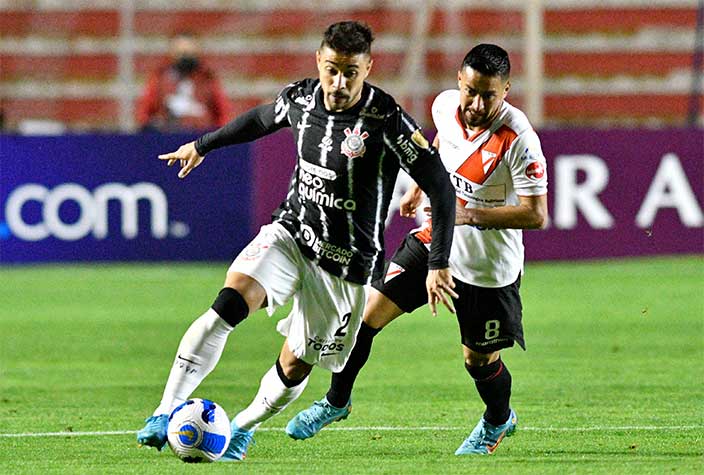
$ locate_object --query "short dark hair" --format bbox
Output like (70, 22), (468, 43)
(320, 21), (374, 56)
(461, 44), (511, 80)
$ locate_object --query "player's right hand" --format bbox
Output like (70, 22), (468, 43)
(158, 141), (204, 179)
(426, 267), (458, 317)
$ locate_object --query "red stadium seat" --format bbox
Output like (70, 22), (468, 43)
(0, 4), (699, 130)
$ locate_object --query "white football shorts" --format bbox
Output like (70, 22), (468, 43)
(229, 222), (366, 372)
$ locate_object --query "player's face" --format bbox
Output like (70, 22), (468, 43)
(316, 46), (372, 112)
(457, 66), (510, 130)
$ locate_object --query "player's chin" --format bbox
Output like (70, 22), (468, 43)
(329, 95), (349, 107)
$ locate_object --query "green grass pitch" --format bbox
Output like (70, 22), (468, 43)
(1, 256), (702, 474)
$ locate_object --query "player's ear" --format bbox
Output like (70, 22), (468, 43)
(457, 70), (462, 88)
(503, 80), (511, 98)
(364, 56), (373, 78)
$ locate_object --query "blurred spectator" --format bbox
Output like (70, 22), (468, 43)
(136, 33), (231, 132)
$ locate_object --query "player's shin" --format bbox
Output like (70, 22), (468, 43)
(466, 359), (512, 425)
(327, 321), (381, 407)
(233, 361), (309, 430)
(153, 308), (234, 416)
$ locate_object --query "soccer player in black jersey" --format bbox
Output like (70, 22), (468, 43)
(136, 21), (457, 461)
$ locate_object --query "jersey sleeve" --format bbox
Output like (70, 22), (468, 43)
(507, 130), (548, 196)
(383, 106), (455, 269)
(194, 83), (294, 156)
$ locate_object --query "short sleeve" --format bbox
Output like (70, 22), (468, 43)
(508, 130), (548, 196)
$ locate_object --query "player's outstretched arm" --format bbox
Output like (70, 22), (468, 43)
(157, 102), (287, 179)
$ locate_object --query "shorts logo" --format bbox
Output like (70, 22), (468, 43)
(341, 126), (369, 158)
(525, 161), (545, 180)
(384, 262), (405, 283)
(307, 336), (345, 355)
(240, 242), (269, 261)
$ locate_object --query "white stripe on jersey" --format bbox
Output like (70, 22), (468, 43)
(290, 84), (321, 235)
(400, 112), (417, 134)
(319, 115), (336, 244)
(368, 148), (387, 283)
(306, 84), (320, 112)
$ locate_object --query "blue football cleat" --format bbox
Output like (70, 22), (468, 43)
(219, 422), (255, 461)
(136, 414), (169, 451)
(285, 397), (351, 440)
(454, 409), (517, 455)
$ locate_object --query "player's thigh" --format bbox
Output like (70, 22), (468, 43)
(363, 287), (404, 329)
(227, 223), (303, 315)
(454, 275), (525, 353)
(369, 234), (430, 318)
(278, 266), (366, 372)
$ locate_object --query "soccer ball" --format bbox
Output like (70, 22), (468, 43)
(167, 398), (231, 463)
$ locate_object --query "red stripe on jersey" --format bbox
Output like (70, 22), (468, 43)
(414, 221), (433, 244)
(455, 125), (518, 184)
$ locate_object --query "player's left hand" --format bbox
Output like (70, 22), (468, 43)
(158, 141), (204, 179)
(425, 198), (477, 226)
(399, 184), (424, 218)
(426, 268), (458, 316)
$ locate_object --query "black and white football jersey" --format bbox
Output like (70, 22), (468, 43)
(197, 78), (453, 285)
(270, 79), (452, 284)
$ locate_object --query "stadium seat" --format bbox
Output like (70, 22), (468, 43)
(0, 3), (699, 131)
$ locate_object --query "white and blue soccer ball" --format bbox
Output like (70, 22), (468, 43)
(167, 398), (231, 463)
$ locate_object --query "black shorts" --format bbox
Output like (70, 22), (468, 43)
(371, 234), (525, 353)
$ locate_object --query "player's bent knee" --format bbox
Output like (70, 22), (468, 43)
(276, 357), (311, 386)
(463, 347), (500, 367)
(211, 287), (250, 327)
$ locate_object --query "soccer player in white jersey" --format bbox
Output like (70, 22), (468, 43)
(287, 44), (548, 456)
(135, 21), (458, 461)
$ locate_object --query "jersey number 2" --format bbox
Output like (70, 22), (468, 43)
(334, 312), (352, 337)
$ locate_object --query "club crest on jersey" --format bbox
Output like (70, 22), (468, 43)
(341, 126), (369, 158)
(384, 262), (406, 283)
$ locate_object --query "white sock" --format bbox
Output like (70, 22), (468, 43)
(153, 308), (233, 416)
(233, 365), (309, 431)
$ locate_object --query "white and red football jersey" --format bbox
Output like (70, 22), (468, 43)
(416, 90), (548, 287)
